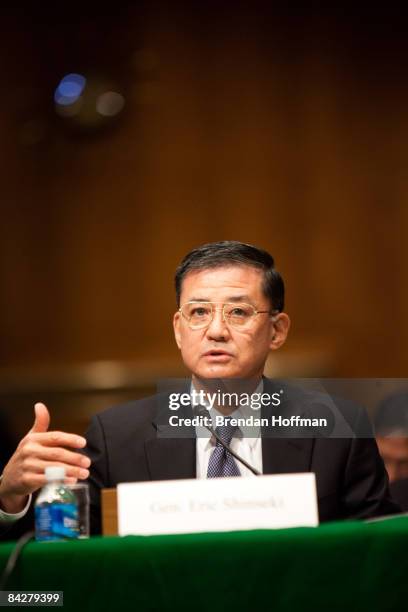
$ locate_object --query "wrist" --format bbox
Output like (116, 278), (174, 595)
(0, 474), (28, 514)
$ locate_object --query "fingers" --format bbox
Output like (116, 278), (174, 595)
(10, 473), (82, 494)
(21, 459), (89, 480)
(19, 441), (90, 479)
(21, 443), (90, 468)
(28, 445), (91, 468)
(30, 403), (51, 434)
(20, 473), (48, 490)
(65, 477), (78, 485)
(27, 431), (87, 449)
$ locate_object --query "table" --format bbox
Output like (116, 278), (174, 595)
(1, 517), (408, 611)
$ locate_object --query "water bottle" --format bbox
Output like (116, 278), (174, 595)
(35, 466), (79, 541)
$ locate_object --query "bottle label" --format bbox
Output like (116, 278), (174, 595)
(35, 503), (79, 541)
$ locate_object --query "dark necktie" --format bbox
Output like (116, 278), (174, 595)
(207, 418), (241, 477)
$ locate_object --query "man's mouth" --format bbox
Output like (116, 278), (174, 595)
(202, 350), (233, 362)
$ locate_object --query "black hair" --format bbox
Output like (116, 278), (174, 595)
(175, 241), (284, 310)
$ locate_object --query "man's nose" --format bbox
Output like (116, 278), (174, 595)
(205, 307), (230, 340)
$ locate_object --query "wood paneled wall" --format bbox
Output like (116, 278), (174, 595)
(1, 5), (407, 382)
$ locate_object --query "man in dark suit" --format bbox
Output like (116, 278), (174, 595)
(85, 241), (399, 532)
(0, 241), (400, 536)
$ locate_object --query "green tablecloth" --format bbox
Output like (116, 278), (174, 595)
(1, 517), (408, 611)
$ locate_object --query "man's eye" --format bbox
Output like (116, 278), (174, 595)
(230, 307), (247, 317)
(192, 307), (208, 317)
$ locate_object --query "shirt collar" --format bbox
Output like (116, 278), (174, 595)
(190, 379), (263, 450)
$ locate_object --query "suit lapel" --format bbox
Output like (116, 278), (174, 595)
(261, 437), (314, 475)
(261, 377), (315, 475)
(145, 390), (196, 480)
(144, 437), (196, 480)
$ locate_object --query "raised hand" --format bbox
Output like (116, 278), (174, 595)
(0, 403), (90, 514)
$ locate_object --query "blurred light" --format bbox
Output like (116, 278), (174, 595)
(55, 97), (83, 118)
(54, 73), (86, 106)
(54, 74), (125, 131)
(96, 91), (125, 117)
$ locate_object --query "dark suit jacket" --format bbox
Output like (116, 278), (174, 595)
(85, 379), (400, 534)
(390, 477), (408, 511)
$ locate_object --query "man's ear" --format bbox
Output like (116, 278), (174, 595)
(173, 311), (182, 349)
(269, 313), (290, 351)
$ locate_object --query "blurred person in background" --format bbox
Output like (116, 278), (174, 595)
(374, 392), (408, 511)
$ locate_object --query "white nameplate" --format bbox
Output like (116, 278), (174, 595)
(117, 473), (318, 536)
